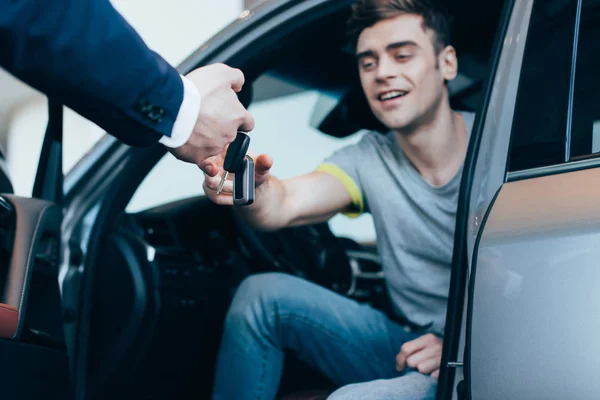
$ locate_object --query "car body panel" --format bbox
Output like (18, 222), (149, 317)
(470, 167), (600, 399)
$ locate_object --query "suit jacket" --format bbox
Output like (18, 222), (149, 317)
(0, 0), (184, 147)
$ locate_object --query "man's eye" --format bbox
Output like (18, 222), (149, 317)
(396, 54), (412, 61)
(361, 61), (375, 70)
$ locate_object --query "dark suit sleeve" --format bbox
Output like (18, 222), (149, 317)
(0, 0), (184, 147)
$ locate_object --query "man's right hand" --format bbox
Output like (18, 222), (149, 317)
(168, 63), (255, 172)
(202, 146), (274, 206)
(396, 333), (443, 380)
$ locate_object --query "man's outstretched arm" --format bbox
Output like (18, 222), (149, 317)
(202, 150), (357, 231)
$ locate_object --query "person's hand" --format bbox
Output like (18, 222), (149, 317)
(168, 63), (255, 171)
(396, 333), (443, 380)
(202, 146), (273, 205)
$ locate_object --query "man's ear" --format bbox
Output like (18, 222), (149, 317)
(439, 45), (458, 81)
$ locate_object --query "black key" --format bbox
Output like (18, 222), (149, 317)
(217, 131), (250, 194)
(233, 155), (254, 206)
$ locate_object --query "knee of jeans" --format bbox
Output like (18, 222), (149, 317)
(327, 375), (437, 400)
(225, 272), (296, 331)
(327, 381), (375, 400)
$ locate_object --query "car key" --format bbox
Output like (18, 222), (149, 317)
(217, 131), (250, 195)
(233, 155), (254, 206)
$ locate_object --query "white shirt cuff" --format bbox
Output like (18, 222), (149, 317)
(159, 75), (201, 148)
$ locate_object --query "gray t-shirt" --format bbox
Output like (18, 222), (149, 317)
(316, 111), (475, 335)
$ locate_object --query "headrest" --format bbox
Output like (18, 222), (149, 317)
(316, 83), (388, 138)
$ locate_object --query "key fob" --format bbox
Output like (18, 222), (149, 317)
(233, 155), (254, 206)
(225, 132), (251, 173)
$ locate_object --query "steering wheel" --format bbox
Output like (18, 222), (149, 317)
(229, 209), (352, 294)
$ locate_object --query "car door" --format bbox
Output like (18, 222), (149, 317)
(441, 0), (600, 399)
(0, 101), (71, 399)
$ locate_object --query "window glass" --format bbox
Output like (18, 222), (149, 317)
(127, 73), (377, 244)
(127, 152), (205, 212)
(569, 0), (600, 159)
(507, 0), (578, 172)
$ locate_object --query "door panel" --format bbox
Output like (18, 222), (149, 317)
(470, 168), (600, 399)
(0, 194), (70, 399)
(0, 101), (70, 399)
(1, 195), (61, 338)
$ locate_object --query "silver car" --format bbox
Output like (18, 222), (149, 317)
(0, 0), (598, 399)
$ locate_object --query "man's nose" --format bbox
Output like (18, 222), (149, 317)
(375, 56), (397, 81)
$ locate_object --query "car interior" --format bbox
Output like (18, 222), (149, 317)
(0, 0), (506, 399)
(0, 146), (71, 400)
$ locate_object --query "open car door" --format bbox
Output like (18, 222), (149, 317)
(441, 0), (600, 399)
(0, 101), (71, 399)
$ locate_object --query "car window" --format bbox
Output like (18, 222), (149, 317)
(6, 101), (105, 197)
(127, 73), (377, 244)
(569, 0), (600, 159)
(507, 0), (578, 172)
(127, 151), (205, 212)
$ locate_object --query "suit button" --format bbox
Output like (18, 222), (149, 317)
(148, 108), (164, 123)
(136, 97), (153, 114)
(136, 98), (163, 123)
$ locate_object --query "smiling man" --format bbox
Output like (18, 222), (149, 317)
(205, 0), (474, 399)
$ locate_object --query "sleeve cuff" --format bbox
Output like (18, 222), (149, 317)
(159, 75), (201, 148)
(315, 163), (364, 218)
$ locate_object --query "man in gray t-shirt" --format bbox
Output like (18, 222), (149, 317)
(207, 1), (472, 399)
(318, 111), (474, 336)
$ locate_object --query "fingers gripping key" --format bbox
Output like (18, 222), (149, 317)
(217, 131), (254, 206)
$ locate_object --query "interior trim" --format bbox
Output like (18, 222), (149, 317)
(0, 303), (18, 339)
(1, 195), (61, 339)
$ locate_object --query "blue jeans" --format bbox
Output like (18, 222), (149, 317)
(211, 272), (437, 400)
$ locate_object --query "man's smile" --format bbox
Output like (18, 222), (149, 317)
(377, 89), (409, 101)
(376, 89), (411, 110)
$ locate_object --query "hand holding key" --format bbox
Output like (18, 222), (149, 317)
(203, 133), (273, 206)
(168, 64), (255, 168)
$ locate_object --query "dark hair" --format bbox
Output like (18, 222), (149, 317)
(346, 0), (453, 54)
